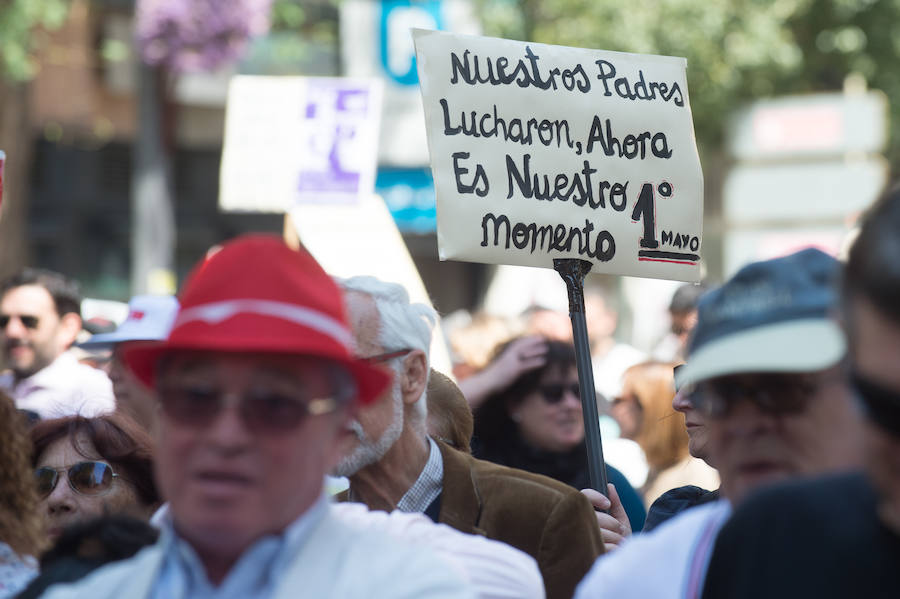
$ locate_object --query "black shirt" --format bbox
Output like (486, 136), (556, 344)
(643, 485), (719, 532)
(473, 435), (647, 530)
(474, 433), (591, 490)
(702, 472), (900, 599)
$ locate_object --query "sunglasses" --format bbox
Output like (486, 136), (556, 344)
(686, 374), (820, 418)
(157, 383), (339, 434)
(539, 382), (581, 404)
(35, 461), (119, 499)
(0, 314), (39, 329)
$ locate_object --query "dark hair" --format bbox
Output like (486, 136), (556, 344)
(0, 267), (82, 317)
(473, 337), (577, 442)
(843, 184), (900, 325)
(0, 392), (46, 558)
(31, 414), (159, 507)
(18, 514), (159, 599)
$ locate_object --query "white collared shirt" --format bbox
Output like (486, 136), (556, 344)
(149, 497), (328, 599)
(0, 352), (115, 419)
(333, 503), (545, 599)
(44, 495), (478, 599)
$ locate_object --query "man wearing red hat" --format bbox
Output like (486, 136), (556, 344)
(40, 235), (474, 599)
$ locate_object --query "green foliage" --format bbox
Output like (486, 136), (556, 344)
(270, 0), (338, 39)
(475, 0), (900, 166)
(0, 0), (70, 82)
(251, 0), (339, 73)
(271, 0), (307, 29)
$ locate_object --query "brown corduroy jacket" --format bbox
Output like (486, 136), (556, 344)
(435, 441), (603, 599)
(340, 441), (603, 599)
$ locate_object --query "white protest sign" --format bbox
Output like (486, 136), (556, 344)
(288, 194), (454, 376)
(414, 30), (703, 282)
(219, 76), (383, 213)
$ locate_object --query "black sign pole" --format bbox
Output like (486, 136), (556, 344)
(553, 258), (609, 495)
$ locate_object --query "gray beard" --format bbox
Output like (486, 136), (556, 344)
(332, 382), (404, 477)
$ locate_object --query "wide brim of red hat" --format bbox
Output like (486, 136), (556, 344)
(123, 340), (391, 406)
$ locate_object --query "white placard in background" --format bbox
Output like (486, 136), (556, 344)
(220, 76), (383, 213)
(290, 195), (454, 377)
(414, 29), (704, 282)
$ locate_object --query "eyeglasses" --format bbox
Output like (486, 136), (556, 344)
(157, 383), (339, 434)
(686, 374), (821, 418)
(0, 314), (39, 329)
(539, 382), (581, 404)
(360, 349), (412, 364)
(35, 461), (119, 499)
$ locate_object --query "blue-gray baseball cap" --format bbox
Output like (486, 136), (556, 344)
(676, 248), (846, 388)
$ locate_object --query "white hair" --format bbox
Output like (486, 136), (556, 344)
(338, 275), (436, 423)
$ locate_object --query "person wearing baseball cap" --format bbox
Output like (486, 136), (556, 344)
(575, 248), (865, 599)
(702, 187), (900, 599)
(41, 235), (474, 599)
(79, 294), (179, 432)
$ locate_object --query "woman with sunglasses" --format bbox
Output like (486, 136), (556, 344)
(471, 336), (646, 531)
(31, 414), (160, 543)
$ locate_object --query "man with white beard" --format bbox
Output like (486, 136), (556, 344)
(334, 276), (605, 599)
(335, 358), (408, 493)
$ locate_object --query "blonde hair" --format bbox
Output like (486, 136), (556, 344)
(624, 361), (689, 472)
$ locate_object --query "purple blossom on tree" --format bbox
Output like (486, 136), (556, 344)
(136, 0), (273, 73)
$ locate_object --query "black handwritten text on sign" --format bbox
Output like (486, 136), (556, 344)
(414, 29), (704, 282)
(631, 182), (699, 265)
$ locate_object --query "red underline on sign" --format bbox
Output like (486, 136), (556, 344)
(639, 258), (699, 265)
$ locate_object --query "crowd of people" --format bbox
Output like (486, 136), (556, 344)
(0, 184), (899, 597)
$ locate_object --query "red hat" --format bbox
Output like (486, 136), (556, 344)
(123, 234), (391, 404)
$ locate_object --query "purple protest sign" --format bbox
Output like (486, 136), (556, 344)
(296, 82), (375, 201)
(219, 76), (383, 213)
